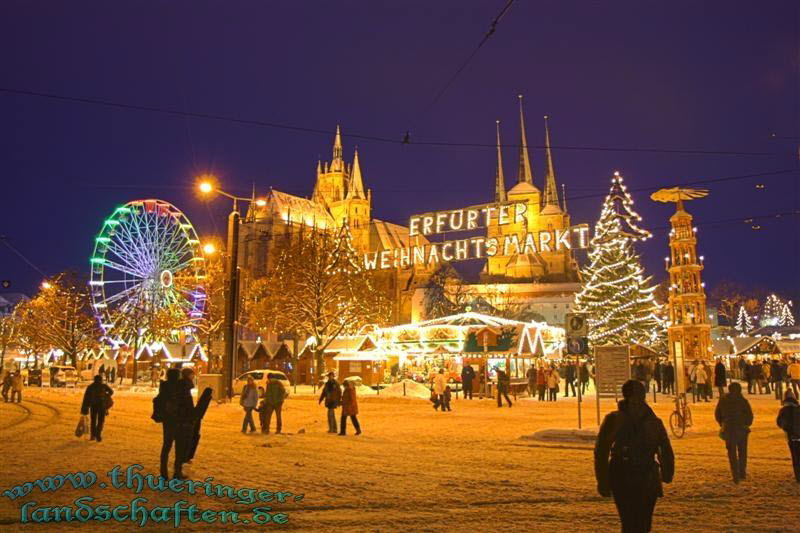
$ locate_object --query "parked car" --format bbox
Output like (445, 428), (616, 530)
(233, 369), (291, 398)
(27, 368), (43, 387)
(51, 365), (80, 387)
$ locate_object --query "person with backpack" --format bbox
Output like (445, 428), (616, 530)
(595, 379), (674, 533)
(80, 374), (114, 442)
(154, 367), (195, 480)
(496, 368), (512, 407)
(715, 382), (754, 483)
(777, 390), (800, 482)
(240, 376), (259, 433)
(339, 379), (361, 436)
(260, 373), (286, 434)
(1, 371), (12, 402)
(318, 372), (342, 434)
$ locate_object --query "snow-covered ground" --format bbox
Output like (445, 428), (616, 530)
(1, 387), (798, 531)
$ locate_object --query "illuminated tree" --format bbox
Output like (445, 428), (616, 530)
(0, 312), (20, 369)
(574, 172), (662, 346)
(252, 224), (391, 380)
(780, 302), (795, 327)
(18, 273), (98, 366)
(735, 305), (753, 334)
(761, 294), (784, 327)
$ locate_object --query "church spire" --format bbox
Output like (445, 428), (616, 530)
(347, 148), (366, 199)
(542, 115), (560, 210)
(495, 120), (507, 203)
(516, 94), (533, 185)
(331, 125), (343, 171)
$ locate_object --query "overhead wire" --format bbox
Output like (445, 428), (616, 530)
(0, 86), (777, 157)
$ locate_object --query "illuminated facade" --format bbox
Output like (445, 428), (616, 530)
(484, 99), (579, 283)
(238, 127), (432, 323)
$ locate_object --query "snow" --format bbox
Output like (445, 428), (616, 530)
(378, 379), (433, 399)
(1, 387), (799, 531)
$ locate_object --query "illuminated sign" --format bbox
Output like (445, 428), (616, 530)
(364, 202), (589, 271)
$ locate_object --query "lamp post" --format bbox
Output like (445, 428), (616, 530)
(198, 178), (264, 399)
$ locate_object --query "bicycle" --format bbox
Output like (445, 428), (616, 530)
(669, 392), (692, 438)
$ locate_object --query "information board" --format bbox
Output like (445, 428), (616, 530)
(594, 345), (631, 398)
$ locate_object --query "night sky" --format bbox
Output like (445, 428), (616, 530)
(1, 1), (798, 300)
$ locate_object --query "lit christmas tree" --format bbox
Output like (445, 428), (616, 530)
(574, 171), (662, 346)
(780, 301), (795, 327)
(761, 294), (783, 327)
(734, 305), (752, 335)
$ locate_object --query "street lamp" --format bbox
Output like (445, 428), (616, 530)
(197, 177), (259, 399)
(202, 242), (217, 255)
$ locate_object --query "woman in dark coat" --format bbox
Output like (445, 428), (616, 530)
(339, 380), (361, 436)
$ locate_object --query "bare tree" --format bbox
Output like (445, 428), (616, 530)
(250, 225), (390, 381)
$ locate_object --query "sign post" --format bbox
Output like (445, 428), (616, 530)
(565, 313), (589, 429)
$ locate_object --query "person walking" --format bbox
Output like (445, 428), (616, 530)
(715, 382), (753, 483)
(433, 369), (447, 411)
(496, 368), (512, 408)
(564, 362), (577, 398)
(695, 363), (709, 402)
(526, 365), (537, 398)
(1, 371), (12, 402)
(117, 364), (126, 386)
(240, 376), (259, 433)
(594, 380), (674, 533)
(654, 359), (663, 394)
(663, 361), (675, 395)
(714, 359), (727, 399)
(688, 360), (699, 402)
(260, 373), (286, 434)
(756, 360), (767, 395)
(763, 359), (773, 395)
(154, 367), (195, 480)
(81, 374), (114, 442)
(536, 366), (547, 401)
(777, 390), (800, 483)
(318, 372), (342, 434)
(788, 358), (800, 398)
(10, 372), (23, 403)
(771, 359), (785, 401)
(547, 366), (560, 402)
(744, 360), (755, 395)
(442, 385), (453, 412)
(151, 366), (160, 388)
(339, 379), (361, 436)
(579, 362), (590, 395)
(461, 364), (476, 400)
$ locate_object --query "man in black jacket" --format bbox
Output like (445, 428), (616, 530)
(156, 368), (195, 480)
(462, 365), (476, 400)
(81, 375), (114, 442)
(595, 380), (674, 533)
(714, 360), (727, 399)
(715, 382), (754, 483)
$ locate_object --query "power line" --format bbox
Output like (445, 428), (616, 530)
(422, 0), (516, 114)
(0, 236), (47, 277)
(0, 86), (777, 157)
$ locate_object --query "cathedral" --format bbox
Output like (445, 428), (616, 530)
(238, 126), (432, 323)
(240, 97), (582, 326)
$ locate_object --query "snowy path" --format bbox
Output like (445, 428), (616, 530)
(0, 389), (798, 531)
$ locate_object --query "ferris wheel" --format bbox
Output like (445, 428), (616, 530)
(89, 199), (207, 339)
